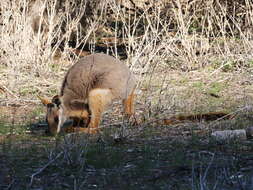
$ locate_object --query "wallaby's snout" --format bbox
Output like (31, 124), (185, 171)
(39, 95), (61, 134)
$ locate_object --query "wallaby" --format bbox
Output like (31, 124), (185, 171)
(39, 53), (136, 134)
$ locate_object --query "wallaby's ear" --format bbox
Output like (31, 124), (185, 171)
(52, 95), (61, 107)
(38, 96), (51, 106)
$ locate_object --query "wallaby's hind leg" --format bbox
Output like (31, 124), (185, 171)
(87, 89), (113, 133)
(123, 90), (138, 125)
(123, 90), (135, 118)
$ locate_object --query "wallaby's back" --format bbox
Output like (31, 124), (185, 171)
(60, 53), (136, 102)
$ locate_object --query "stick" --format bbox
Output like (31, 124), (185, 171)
(29, 151), (64, 187)
(0, 84), (19, 99)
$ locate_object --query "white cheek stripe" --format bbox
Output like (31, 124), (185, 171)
(57, 107), (67, 133)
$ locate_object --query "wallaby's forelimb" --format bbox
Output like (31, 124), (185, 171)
(87, 89), (113, 133)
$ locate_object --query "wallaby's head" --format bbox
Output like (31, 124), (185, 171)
(39, 95), (62, 134)
(39, 95), (89, 135)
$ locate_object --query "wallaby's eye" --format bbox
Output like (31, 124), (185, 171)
(54, 117), (59, 123)
(55, 100), (61, 107)
(52, 96), (61, 107)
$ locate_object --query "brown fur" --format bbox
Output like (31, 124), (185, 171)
(40, 53), (136, 135)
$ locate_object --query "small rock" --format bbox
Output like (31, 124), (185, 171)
(211, 129), (247, 141)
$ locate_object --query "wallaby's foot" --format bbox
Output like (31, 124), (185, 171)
(124, 115), (140, 126)
(131, 116), (141, 126)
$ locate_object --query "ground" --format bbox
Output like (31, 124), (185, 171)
(1, 69), (253, 190)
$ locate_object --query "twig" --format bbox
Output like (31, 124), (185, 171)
(6, 179), (15, 190)
(0, 84), (19, 99)
(29, 151), (64, 187)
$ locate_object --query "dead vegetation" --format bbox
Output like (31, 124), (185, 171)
(1, 0), (253, 103)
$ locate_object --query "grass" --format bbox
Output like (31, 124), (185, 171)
(0, 121), (29, 135)
(1, 122), (253, 189)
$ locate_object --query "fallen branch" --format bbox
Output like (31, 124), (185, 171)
(162, 112), (235, 125)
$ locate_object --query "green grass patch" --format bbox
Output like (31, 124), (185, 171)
(0, 121), (28, 135)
